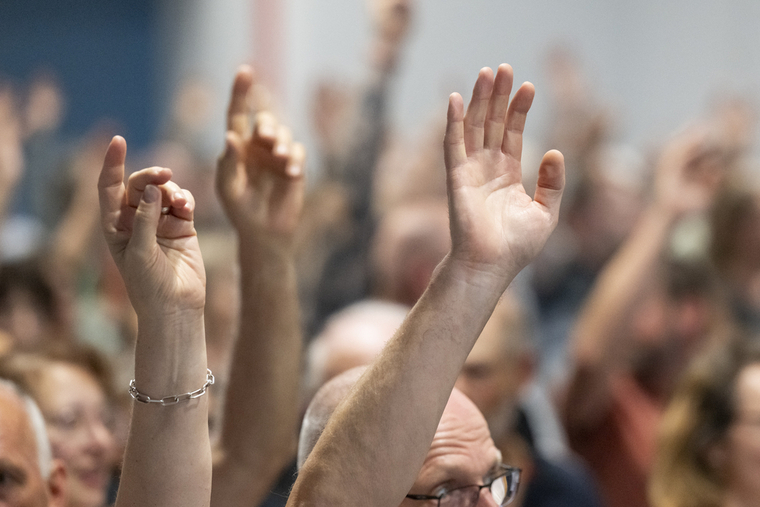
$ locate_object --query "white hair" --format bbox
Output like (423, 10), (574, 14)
(305, 299), (410, 397)
(0, 379), (53, 478)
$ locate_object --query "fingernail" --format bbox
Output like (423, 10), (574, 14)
(286, 164), (301, 177)
(276, 143), (288, 155)
(260, 125), (274, 138)
(173, 191), (184, 201)
(144, 185), (159, 203)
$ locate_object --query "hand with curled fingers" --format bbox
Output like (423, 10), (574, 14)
(444, 64), (565, 281)
(98, 136), (205, 317)
(217, 65), (305, 251)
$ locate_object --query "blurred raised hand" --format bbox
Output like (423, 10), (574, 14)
(0, 86), (23, 220)
(216, 65), (305, 251)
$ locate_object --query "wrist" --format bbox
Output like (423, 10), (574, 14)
(238, 237), (296, 268)
(434, 254), (516, 302)
(134, 310), (208, 397)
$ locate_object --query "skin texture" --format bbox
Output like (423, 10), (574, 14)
(0, 385), (66, 507)
(211, 65), (306, 507)
(723, 364), (760, 507)
(35, 364), (116, 507)
(288, 64), (564, 507)
(98, 136), (211, 507)
(401, 390), (502, 507)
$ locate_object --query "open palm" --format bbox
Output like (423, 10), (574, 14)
(445, 65), (565, 279)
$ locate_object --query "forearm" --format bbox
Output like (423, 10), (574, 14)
(289, 256), (514, 507)
(52, 192), (99, 274)
(116, 311), (212, 507)
(211, 240), (302, 506)
(566, 203), (677, 426)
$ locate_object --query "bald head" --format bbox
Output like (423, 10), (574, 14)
(306, 300), (409, 396)
(371, 199), (450, 306)
(299, 368), (501, 497)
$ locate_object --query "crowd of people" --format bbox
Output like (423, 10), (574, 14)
(1, 1), (760, 507)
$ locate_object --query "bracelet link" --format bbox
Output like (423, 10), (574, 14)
(129, 369), (215, 405)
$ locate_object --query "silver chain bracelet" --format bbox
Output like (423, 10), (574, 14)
(128, 369), (215, 406)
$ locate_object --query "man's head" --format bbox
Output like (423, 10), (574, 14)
(299, 370), (508, 507)
(370, 200), (450, 307)
(455, 295), (534, 442)
(0, 380), (66, 507)
(305, 300), (409, 398)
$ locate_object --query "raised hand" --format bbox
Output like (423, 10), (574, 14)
(98, 136), (205, 317)
(444, 64), (565, 279)
(654, 125), (725, 217)
(216, 65), (305, 250)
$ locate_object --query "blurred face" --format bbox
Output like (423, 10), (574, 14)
(35, 364), (115, 507)
(724, 363), (760, 503)
(400, 390), (503, 507)
(456, 314), (529, 440)
(0, 388), (49, 507)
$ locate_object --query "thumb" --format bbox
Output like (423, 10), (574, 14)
(129, 184), (161, 258)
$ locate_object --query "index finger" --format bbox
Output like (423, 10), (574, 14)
(227, 65), (255, 138)
(98, 136), (127, 235)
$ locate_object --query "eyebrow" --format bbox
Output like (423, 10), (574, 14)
(0, 458), (28, 483)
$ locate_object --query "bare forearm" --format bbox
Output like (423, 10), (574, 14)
(567, 204), (677, 426)
(212, 241), (302, 506)
(289, 256), (514, 507)
(117, 312), (212, 507)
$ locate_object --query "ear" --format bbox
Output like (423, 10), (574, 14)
(46, 458), (68, 507)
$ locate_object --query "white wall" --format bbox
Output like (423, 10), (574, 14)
(159, 0), (760, 166)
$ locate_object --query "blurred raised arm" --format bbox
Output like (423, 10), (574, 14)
(564, 126), (726, 431)
(211, 65), (305, 507)
(288, 64), (564, 507)
(98, 136), (211, 507)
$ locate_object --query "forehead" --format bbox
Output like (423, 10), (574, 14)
(412, 392), (500, 491)
(36, 362), (104, 408)
(0, 387), (40, 471)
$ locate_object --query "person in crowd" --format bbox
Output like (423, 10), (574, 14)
(304, 299), (409, 400)
(649, 335), (760, 507)
(0, 378), (68, 507)
(208, 64), (307, 507)
(301, 0), (414, 335)
(0, 346), (120, 507)
(561, 125), (734, 507)
(370, 199), (450, 307)
(287, 62), (565, 507)
(710, 183), (760, 333)
(456, 294), (602, 507)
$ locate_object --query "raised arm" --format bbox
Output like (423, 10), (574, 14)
(564, 126), (725, 431)
(211, 66), (305, 507)
(98, 136), (211, 507)
(0, 86), (23, 223)
(288, 64), (564, 507)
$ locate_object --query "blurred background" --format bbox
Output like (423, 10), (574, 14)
(3, 0), (760, 161)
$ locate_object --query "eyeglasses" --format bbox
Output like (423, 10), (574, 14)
(406, 464), (521, 507)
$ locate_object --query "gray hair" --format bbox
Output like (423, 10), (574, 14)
(0, 379), (53, 478)
(305, 299), (409, 397)
(298, 366), (367, 469)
